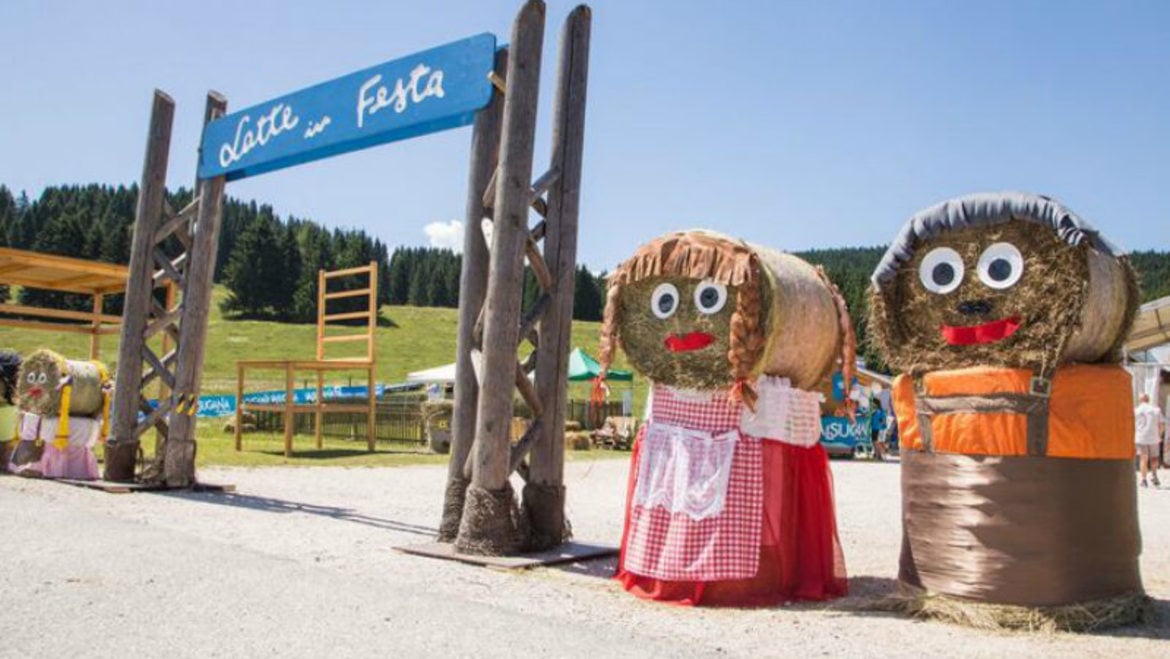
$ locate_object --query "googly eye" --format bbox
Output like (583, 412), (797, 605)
(650, 283), (680, 320)
(977, 242), (1024, 290)
(36, 373), (48, 385)
(918, 247), (965, 295)
(26, 373), (35, 384)
(693, 280), (728, 315)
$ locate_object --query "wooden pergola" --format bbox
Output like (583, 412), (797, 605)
(0, 246), (175, 359)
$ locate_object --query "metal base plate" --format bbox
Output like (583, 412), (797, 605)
(395, 541), (618, 570)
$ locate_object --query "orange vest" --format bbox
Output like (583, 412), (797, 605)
(892, 364), (1134, 459)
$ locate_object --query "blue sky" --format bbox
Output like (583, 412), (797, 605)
(1, 1), (1167, 271)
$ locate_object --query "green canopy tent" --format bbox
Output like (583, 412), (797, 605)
(567, 347), (632, 381)
(566, 348), (633, 430)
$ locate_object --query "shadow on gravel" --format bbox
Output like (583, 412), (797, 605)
(554, 554), (618, 580)
(160, 490), (438, 537)
(1097, 597), (1170, 640)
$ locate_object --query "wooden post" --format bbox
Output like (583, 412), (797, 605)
(315, 268), (326, 448)
(234, 364), (244, 450)
(367, 366), (376, 452)
(367, 260), (377, 452)
(315, 370), (325, 449)
(438, 47), (507, 543)
(105, 90), (174, 482)
(89, 293), (104, 360)
(456, 0), (545, 555)
(162, 92), (228, 487)
(284, 363), (295, 457)
(525, 4), (591, 550)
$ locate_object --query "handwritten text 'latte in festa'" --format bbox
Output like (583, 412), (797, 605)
(218, 63), (447, 168)
(357, 63), (446, 128)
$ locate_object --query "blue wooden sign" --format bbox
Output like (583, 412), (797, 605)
(198, 33), (497, 181)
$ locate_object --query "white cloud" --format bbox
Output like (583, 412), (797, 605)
(424, 220), (464, 251)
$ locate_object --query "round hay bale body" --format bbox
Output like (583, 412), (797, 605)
(1063, 249), (1133, 363)
(601, 230), (846, 392)
(16, 349), (109, 418)
(752, 245), (842, 389)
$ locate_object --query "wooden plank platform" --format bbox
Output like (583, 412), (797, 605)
(394, 541), (617, 570)
(53, 479), (236, 494)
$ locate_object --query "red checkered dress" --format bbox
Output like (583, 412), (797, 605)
(622, 386), (764, 581)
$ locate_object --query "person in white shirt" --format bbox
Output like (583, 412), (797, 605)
(1135, 394), (1164, 487)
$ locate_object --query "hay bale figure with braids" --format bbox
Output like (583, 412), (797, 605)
(869, 192), (1145, 631)
(598, 230), (851, 606)
(8, 349), (111, 480)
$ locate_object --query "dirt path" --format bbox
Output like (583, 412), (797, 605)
(2, 458), (1167, 657)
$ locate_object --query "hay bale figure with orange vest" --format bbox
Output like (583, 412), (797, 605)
(8, 349), (111, 480)
(869, 192), (1145, 630)
(598, 230), (851, 606)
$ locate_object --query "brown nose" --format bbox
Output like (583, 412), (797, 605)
(956, 300), (992, 316)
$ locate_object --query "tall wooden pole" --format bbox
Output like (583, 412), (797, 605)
(525, 5), (592, 550)
(163, 92), (228, 487)
(438, 48), (508, 543)
(456, 0), (546, 555)
(105, 90), (174, 482)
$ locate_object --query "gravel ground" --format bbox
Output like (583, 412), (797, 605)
(2, 457), (1168, 657)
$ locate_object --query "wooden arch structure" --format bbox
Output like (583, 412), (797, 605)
(104, 0), (592, 558)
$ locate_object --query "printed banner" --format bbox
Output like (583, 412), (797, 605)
(819, 414), (872, 451)
(142, 384), (388, 419)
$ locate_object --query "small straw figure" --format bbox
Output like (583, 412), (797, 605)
(598, 230), (851, 607)
(869, 192), (1145, 631)
(10, 349), (111, 480)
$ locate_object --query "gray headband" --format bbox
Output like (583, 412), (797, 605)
(871, 191), (1121, 286)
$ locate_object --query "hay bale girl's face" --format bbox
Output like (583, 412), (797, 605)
(17, 360), (59, 416)
(617, 275), (740, 390)
(889, 221), (1086, 371)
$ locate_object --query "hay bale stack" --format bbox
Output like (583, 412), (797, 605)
(565, 431), (592, 451)
(869, 192), (1145, 631)
(17, 349), (109, 418)
(600, 230), (849, 396)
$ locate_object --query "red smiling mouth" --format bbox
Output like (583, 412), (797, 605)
(940, 317), (1022, 346)
(664, 332), (715, 352)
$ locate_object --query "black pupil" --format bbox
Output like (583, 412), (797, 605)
(699, 287), (719, 309)
(657, 293), (675, 314)
(988, 258), (1012, 282)
(932, 262), (955, 287)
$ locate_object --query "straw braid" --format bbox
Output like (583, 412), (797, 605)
(728, 258), (765, 411)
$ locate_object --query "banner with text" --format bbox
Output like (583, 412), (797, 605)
(198, 33), (496, 180)
(144, 384), (388, 419)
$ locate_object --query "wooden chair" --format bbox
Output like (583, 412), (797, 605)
(234, 262), (378, 456)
